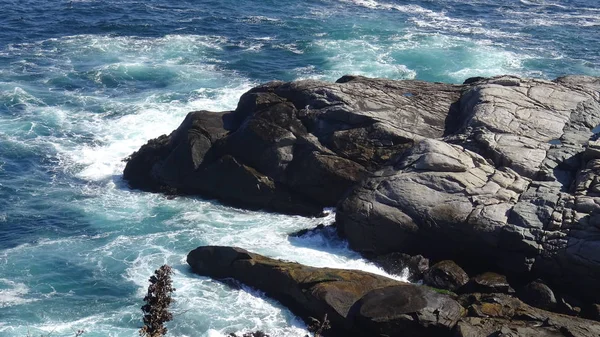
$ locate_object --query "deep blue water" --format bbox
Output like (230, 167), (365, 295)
(0, 0), (598, 336)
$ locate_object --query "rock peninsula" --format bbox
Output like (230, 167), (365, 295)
(124, 74), (600, 336)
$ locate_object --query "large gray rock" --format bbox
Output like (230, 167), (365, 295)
(337, 75), (600, 301)
(124, 76), (463, 215)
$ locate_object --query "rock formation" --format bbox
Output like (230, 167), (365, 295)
(125, 74), (600, 311)
(336, 75), (600, 302)
(187, 246), (600, 337)
(124, 76), (464, 215)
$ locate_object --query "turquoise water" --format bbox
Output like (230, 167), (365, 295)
(0, 0), (598, 336)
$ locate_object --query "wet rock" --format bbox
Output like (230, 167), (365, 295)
(423, 260), (469, 292)
(518, 280), (557, 311)
(187, 246), (463, 337)
(461, 272), (514, 294)
(125, 76), (463, 215)
(289, 224), (328, 237)
(370, 252), (429, 282)
(228, 331), (270, 337)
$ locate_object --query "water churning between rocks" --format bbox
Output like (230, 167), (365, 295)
(0, 0), (599, 336)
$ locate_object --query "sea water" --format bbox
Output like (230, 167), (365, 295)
(0, 0), (598, 336)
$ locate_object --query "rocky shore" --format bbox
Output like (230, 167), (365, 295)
(187, 246), (600, 337)
(124, 74), (600, 336)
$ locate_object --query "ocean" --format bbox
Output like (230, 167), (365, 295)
(0, 0), (598, 336)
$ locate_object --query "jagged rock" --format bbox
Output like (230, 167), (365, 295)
(369, 252), (429, 282)
(455, 293), (600, 337)
(289, 224), (328, 237)
(424, 260), (469, 292)
(229, 332), (270, 337)
(461, 272), (514, 294)
(517, 280), (557, 311)
(124, 76), (463, 215)
(187, 246), (464, 337)
(337, 75), (600, 302)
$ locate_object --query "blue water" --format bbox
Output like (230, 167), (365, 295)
(0, 0), (598, 336)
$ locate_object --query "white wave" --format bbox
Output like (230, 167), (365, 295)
(519, 0), (568, 9)
(243, 16), (282, 24)
(274, 43), (304, 55)
(2, 34), (256, 183)
(0, 279), (35, 308)
(306, 38), (416, 81)
(64, 82), (254, 182)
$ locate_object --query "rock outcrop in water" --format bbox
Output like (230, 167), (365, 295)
(126, 74), (600, 310)
(336, 75), (600, 303)
(187, 246), (600, 337)
(124, 76), (463, 215)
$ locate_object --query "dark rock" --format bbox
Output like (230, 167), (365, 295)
(289, 224), (327, 237)
(187, 246), (463, 337)
(370, 252), (429, 282)
(347, 285), (463, 337)
(124, 76), (463, 215)
(123, 110), (228, 191)
(518, 280), (557, 311)
(461, 272), (514, 294)
(455, 293), (600, 337)
(582, 303), (600, 321)
(424, 260), (469, 292)
(556, 295), (582, 316)
(228, 332), (270, 337)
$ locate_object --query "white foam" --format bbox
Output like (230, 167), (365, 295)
(0, 279), (35, 308)
(65, 81), (254, 182)
(306, 38), (416, 81)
